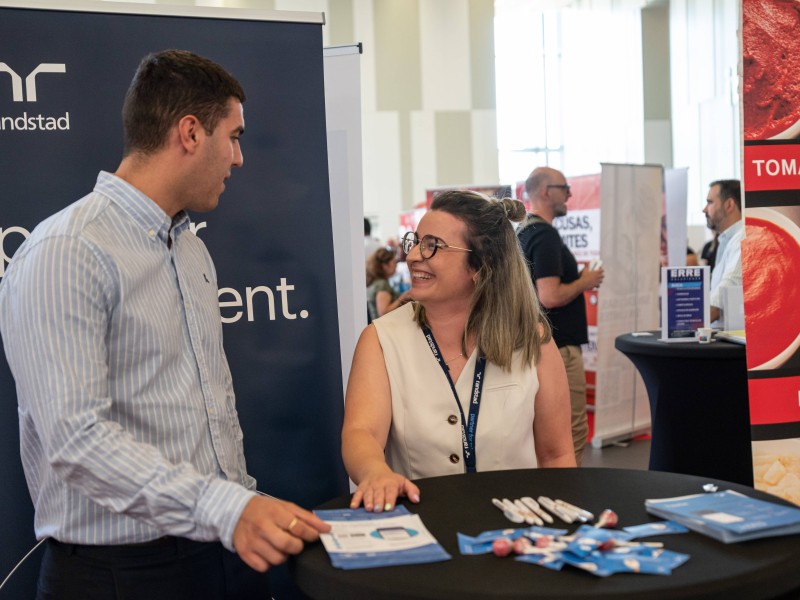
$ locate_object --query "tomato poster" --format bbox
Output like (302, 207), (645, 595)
(741, 0), (800, 505)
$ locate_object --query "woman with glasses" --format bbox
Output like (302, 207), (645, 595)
(366, 247), (412, 321)
(342, 190), (576, 513)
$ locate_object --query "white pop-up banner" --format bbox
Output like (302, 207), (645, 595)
(593, 163), (663, 447)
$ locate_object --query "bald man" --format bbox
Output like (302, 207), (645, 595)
(517, 167), (604, 465)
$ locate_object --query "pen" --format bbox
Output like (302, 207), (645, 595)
(555, 499), (594, 521)
(519, 496), (554, 524)
(501, 498), (533, 525)
(491, 497), (524, 523)
(537, 496), (575, 523)
(513, 499), (543, 526)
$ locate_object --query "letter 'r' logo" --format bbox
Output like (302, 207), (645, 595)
(0, 63), (66, 102)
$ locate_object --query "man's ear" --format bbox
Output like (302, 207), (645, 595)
(177, 115), (201, 152)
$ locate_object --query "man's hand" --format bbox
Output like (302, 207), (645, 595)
(232, 496), (331, 572)
(580, 265), (604, 290)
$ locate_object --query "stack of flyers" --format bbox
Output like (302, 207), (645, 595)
(646, 489), (800, 543)
(315, 506), (451, 569)
(458, 521), (690, 578)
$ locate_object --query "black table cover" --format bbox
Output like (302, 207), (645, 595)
(291, 468), (800, 599)
(615, 331), (753, 486)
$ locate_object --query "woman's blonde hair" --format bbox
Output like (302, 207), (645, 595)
(413, 190), (551, 369)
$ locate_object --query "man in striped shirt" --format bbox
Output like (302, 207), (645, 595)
(0, 50), (328, 600)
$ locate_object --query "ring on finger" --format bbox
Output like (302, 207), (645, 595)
(287, 517), (299, 533)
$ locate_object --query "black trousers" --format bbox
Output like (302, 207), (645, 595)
(37, 537), (270, 600)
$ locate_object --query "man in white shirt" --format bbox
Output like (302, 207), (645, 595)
(703, 179), (743, 327)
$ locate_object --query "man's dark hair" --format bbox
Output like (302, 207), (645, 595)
(122, 49), (246, 155)
(710, 179), (741, 212)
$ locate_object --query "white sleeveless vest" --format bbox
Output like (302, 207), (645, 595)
(372, 303), (539, 479)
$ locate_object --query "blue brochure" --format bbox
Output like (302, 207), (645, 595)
(646, 489), (800, 543)
(623, 520), (689, 538)
(315, 506), (451, 569)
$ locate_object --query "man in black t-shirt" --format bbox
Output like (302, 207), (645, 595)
(517, 167), (604, 465)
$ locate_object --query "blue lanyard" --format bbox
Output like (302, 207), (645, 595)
(422, 326), (486, 473)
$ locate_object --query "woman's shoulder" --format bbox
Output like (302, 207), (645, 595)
(373, 301), (415, 326)
(372, 302), (417, 341)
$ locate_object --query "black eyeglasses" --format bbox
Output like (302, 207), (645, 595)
(402, 232), (472, 259)
(547, 184), (571, 193)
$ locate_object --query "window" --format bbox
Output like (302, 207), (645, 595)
(495, 1), (645, 186)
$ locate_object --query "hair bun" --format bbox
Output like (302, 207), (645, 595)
(496, 197), (526, 222)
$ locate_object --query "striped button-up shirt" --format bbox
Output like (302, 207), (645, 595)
(0, 172), (256, 550)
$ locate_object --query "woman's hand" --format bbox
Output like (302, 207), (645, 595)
(350, 465), (420, 512)
(343, 326), (420, 511)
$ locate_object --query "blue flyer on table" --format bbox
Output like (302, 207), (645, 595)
(623, 521), (689, 538)
(457, 525), (568, 555)
(646, 489), (800, 543)
(459, 523), (689, 577)
(315, 506), (452, 569)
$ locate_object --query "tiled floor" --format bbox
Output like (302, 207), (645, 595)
(581, 438), (651, 470)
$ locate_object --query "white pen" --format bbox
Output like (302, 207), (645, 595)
(555, 499), (594, 521)
(491, 497), (524, 523)
(519, 496), (554, 524)
(537, 496), (575, 523)
(513, 499), (543, 526)
(552, 501), (588, 523)
(501, 498), (532, 524)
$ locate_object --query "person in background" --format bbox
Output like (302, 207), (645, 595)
(343, 190), (575, 513)
(0, 50), (328, 600)
(366, 247), (412, 321)
(364, 217), (383, 262)
(703, 179), (743, 327)
(701, 232), (719, 270)
(517, 167), (604, 466)
(686, 247), (699, 266)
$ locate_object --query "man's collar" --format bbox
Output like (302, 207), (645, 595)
(718, 218), (743, 240)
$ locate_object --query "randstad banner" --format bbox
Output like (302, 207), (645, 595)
(0, 2), (347, 595)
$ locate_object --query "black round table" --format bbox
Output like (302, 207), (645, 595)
(291, 468), (800, 599)
(615, 331), (753, 486)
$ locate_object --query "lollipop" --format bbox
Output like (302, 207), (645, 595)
(512, 537), (532, 555)
(597, 539), (617, 551)
(492, 537), (513, 557)
(594, 509), (618, 529)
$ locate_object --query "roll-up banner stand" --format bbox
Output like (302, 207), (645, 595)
(593, 163), (662, 447)
(323, 44), (367, 398)
(741, 0), (800, 506)
(0, 1), (349, 596)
